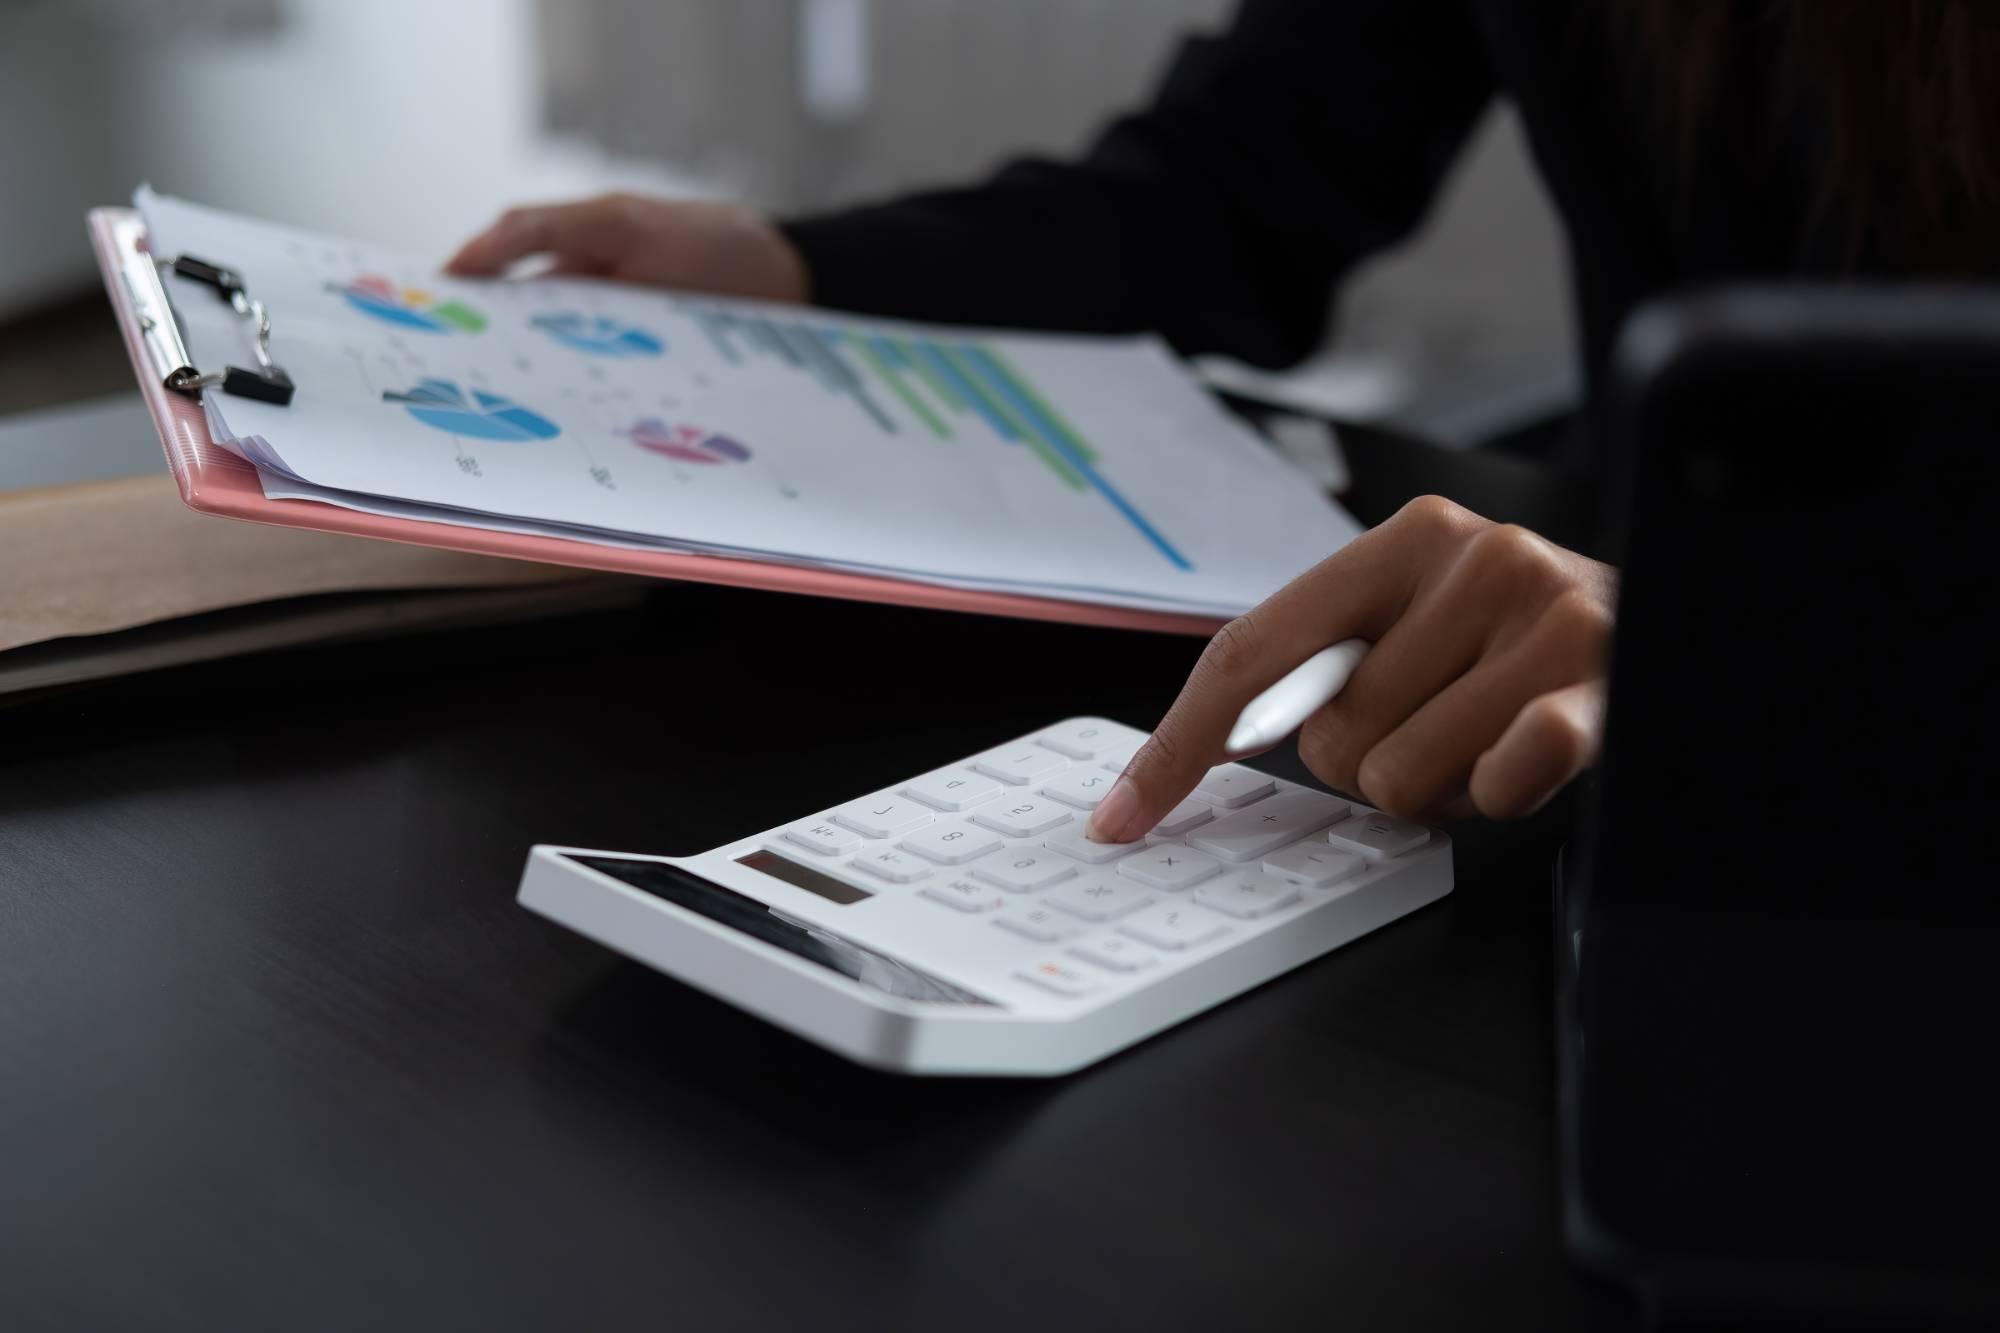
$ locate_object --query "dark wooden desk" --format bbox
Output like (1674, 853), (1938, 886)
(0, 431), (1615, 1331)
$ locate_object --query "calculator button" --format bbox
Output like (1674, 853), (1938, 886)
(1194, 764), (1277, 809)
(995, 908), (1080, 943)
(1098, 738), (1145, 772)
(783, 819), (862, 856)
(970, 850), (1078, 893)
(899, 822), (1004, 865)
(1263, 840), (1368, 887)
(901, 769), (1005, 812)
(1036, 721), (1118, 760)
(1325, 811), (1432, 860)
(1069, 936), (1158, 973)
(1195, 873), (1301, 919)
(970, 797), (1074, 838)
(830, 795), (935, 839)
(1040, 769), (1116, 810)
(1043, 824), (1142, 865)
(1044, 877), (1154, 923)
(1151, 797), (1215, 837)
(1116, 844), (1224, 892)
(1187, 790), (1350, 863)
(972, 745), (1068, 785)
(1016, 959), (1098, 996)
(851, 847), (933, 883)
(921, 879), (1005, 913)
(1119, 905), (1231, 951)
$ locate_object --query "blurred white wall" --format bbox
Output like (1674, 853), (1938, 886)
(0, 0), (697, 320)
(113, 0), (705, 256)
(0, 13), (128, 313)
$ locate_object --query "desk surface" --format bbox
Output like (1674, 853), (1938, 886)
(0, 429), (1610, 1332)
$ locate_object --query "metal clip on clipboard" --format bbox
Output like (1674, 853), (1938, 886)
(116, 218), (295, 406)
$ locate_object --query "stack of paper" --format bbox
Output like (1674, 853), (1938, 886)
(139, 188), (1359, 619)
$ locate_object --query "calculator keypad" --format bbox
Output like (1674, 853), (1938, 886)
(1324, 811), (1432, 860)
(1069, 936), (1158, 972)
(970, 849), (1078, 893)
(1044, 876), (1155, 923)
(1040, 769), (1116, 810)
(972, 745), (1068, 786)
(831, 796), (935, 840)
(1193, 764), (1278, 809)
(1187, 790), (1350, 863)
(1042, 824), (1139, 865)
(970, 797), (1074, 838)
(1035, 720), (1117, 760)
(1195, 872), (1301, 919)
(995, 907), (1080, 943)
(1263, 840), (1367, 887)
(1151, 797), (1216, 837)
(783, 819), (863, 856)
(901, 769), (1005, 811)
(1016, 959), (1099, 996)
(852, 846), (933, 883)
(1119, 905), (1231, 951)
(921, 879), (1005, 913)
(1116, 844), (1225, 893)
(735, 722), (1439, 1009)
(900, 822), (1003, 865)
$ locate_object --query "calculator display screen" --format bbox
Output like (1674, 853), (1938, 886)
(573, 855), (998, 1006)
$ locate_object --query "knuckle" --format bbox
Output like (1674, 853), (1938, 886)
(1130, 727), (1187, 784)
(1521, 692), (1591, 768)
(1470, 774), (1530, 822)
(1541, 588), (1614, 651)
(1394, 493), (1465, 540)
(1200, 614), (1263, 683)
(1295, 710), (1359, 795)
(1466, 522), (1560, 587)
(1356, 746), (1427, 819)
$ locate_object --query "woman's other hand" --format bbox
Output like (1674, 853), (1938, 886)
(446, 193), (810, 303)
(1089, 496), (1616, 841)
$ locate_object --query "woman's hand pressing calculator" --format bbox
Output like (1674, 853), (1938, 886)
(518, 719), (1450, 1076)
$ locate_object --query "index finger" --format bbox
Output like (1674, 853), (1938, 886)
(444, 199), (622, 276)
(1085, 498), (1457, 843)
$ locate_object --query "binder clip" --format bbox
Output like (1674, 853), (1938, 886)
(155, 253), (296, 405)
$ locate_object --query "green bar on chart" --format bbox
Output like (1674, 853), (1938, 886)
(936, 345), (1086, 491)
(975, 346), (1102, 466)
(886, 336), (966, 414)
(850, 336), (949, 439)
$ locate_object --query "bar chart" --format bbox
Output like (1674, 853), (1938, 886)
(685, 305), (1190, 569)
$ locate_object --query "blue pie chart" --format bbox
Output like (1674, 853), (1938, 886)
(532, 311), (664, 357)
(383, 378), (561, 442)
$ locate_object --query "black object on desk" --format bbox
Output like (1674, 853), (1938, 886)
(1563, 288), (2000, 1328)
(0, 435), (1602, 1332)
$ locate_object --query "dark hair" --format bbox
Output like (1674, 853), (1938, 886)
(1631, 0), (2000, 271)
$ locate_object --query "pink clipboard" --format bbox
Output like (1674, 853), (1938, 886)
(88, 207), (1223, 637)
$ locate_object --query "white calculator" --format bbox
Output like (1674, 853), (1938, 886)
(518, 718), (1452, 1076)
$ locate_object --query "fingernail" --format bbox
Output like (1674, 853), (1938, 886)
(1086, 777), (1142, 843)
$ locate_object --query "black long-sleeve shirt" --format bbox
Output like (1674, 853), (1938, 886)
(783, 0), (1930, 424)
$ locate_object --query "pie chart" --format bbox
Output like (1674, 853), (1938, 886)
(624, 417), (751, 464)
(384, 379), (560, 442)
(532, 311), (664, 357)
(333, 274), (487, 334)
